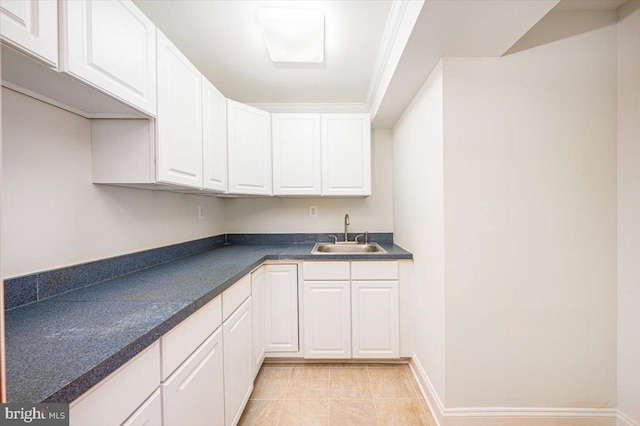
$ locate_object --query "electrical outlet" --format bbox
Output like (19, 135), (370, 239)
(309, 206), (318, 217)
(198, 205), (205, 220)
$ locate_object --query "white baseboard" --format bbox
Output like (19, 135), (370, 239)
(408, 354), (445, 426)
(618, 411), (640, 426)
(408, 353), (621, 426)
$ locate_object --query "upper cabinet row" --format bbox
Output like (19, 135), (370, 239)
(1, 0), (157, 116)
(1, 0), (371, 197)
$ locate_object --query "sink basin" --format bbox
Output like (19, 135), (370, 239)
(311, 242), (387, 254)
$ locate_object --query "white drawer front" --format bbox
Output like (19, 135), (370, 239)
(351, 261), (398, 280)
(70, 342), (160, 426)
(223, 274), (252, 320)
(303, 261), (350, 280)
(161, 295), (222, 380)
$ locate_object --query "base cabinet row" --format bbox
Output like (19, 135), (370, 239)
(68, 260), (401, 425)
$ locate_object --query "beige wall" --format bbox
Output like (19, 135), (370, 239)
(1, 89), (226, 278)
(617, 1), (640, 423)
(443, 11), (617, 408)
(392, 9), (618, 413)
(223, 129), (393, 234)
(392, 61), (446, 413)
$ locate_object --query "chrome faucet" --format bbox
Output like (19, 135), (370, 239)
(344, 214), (350, 242)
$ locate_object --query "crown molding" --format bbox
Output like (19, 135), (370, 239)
(247, 102), (368, 113)
(365, 0), (425, 118)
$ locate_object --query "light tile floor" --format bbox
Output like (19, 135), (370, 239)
(239, 363), (437, 426)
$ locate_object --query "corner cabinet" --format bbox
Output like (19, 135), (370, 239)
(156, 30), (203, 188)
(227, 100), (272, 195)
(321, 114), (371, 196)
(59, 0), (157, 116)
(0, 0), (58, 66)
(203, 79), (228, 193)
(265, 264), (299, 353)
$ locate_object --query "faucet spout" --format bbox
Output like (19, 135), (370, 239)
(344, 214), (350, 242)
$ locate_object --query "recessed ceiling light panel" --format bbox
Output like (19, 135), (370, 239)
(257, 8), (325, 63)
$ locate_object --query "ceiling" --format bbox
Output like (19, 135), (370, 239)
(134, 0), (392, 104)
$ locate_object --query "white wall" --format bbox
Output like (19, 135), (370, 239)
(1, 89), (225, 278)
(392, 61), (446, 414)
(223, 129), (393, 234)
(442, 10), (617, 409)
(616, 1), (640, 423)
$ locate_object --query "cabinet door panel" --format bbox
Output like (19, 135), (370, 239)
(157, 30), (203, 188)
(252, 267), (266, 376)
(203, 78), (228, 192)
(303, 281), (351, 359)
(60, 0), (157, 115)
(265, 264), (299, 352)
(321, 114), (371, 196)
(273, 114), (321, 195)
(227, 100), (272, 195)
(223, 298), (254, 426)
(0, 0), (58, 66)
(352, 281), (399, 359)
(163, 327), (225, 426)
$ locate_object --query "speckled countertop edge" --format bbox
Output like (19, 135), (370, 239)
(5, 243), (412, 403)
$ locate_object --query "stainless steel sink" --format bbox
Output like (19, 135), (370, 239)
(311, 242), (387, 254)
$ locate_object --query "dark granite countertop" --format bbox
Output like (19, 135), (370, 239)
(5, 243), (411, 403)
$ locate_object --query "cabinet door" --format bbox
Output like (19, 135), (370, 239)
(0, 0), (57, 66)
(321, 114), (371, 196)
(163, 327), (225, 426)
(303, 281), (351, 359)
(272, 114), (321, 195)
(265, 264), (299, 353)
(352, 281), (399, 359)
(203, 78), (228, 192)
(156, 30), (203, 188)
(251, 267), (266, 376)
(59, 0), (157, 115)
(223, 297), (254, 426)
(122, 388), (161, 426)
(227, 100), (272, 195)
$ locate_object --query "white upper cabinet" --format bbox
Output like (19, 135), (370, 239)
(321, 114), (371, 196)
(59, 0), (157, 116)
(227, 100), (272, 195)
(203, 78), (228, 193)
(272, 114), (322, 196)
(156, 30), (203, 188)
(0, 0), (58, 66)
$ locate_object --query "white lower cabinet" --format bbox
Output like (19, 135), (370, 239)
(163, 327), (225, 426)
(123, 389), (162, 426)
(302, 261), (400, 360)
(303, 281), (352, 359)
(251, 267), (267, 376)
(351, 281), (399, 359)
(223, 297), (254, 426)
(70, 342), (161, 426)
(265, 264), (299, 353)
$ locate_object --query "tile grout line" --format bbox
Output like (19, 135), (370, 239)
(366, 365), (382, 426)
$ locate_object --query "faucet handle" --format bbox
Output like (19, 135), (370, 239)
(365, 231), (369, 244)
(355, 234), (365, 244)
(328, 235), (338, 244)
